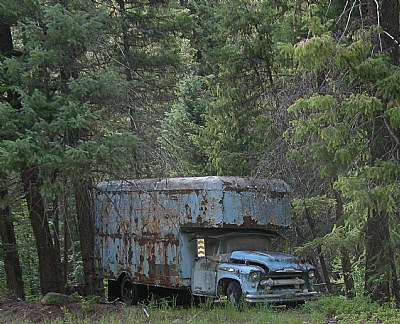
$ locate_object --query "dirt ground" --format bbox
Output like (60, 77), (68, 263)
(0, 298), (129, 323)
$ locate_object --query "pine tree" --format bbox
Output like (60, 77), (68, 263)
(288, 0), (400, 303)
(0, 0), (136, 295)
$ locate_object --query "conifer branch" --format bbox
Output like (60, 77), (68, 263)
(339, 0), (357, 44)
(383, 116), (400, 146)
(374, 0), (383, 52)
(382, 30), (400, 47)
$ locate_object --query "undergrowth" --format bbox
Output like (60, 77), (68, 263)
(2, 295), (399, 323)
(55, 301), (325, 324)
(303, 295), (400, 323)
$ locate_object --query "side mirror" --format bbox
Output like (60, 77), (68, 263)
(197, 238), (205, 258)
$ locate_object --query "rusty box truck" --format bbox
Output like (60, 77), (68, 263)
(94, 176), (318, 305)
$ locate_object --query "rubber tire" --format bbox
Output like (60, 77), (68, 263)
(226, 281), (242, 307)
(108, 279), (120, 302)
(120, 276), (138, 305)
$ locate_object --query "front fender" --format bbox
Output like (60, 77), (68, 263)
(217, 263), (265, 293)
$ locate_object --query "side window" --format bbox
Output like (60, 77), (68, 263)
(205, 238), (219, 256)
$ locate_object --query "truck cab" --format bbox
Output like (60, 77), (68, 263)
(189, 231), (317, 304)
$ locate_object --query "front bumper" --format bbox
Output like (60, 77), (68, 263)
(245, 291), (319, 303)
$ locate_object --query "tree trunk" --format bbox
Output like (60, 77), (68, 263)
(315, 246), (332, 294)
(118, 0), (142, 177)
(74, 179), (103, 296)
(389, 243), (400, 307)
(0, 21), (13, 55)
(363, 0), (399, 304)
(63, 125), (102, 296)
(303, 202), (333, 294)
(56, 0), (102, 295)
(63, 191), (70, 289)
(364, 208), (391, 302)
(340, 249), (355, 298)
(0, 185), (25, 300)
(21, 166), (63, 294)
(381, 0), (399, 64)
(52, 198), (63, 283)
(381, 1), (400, 304)
(0, 19), (25, 301)
(332, 185), (355, 298)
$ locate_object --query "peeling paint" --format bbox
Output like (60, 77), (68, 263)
(94, 176), (291, 289)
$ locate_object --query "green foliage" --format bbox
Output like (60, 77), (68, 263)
(291, 196), (357, 258)
(335, 160), (400, 217)
(0, 0), (136, 176)
(157, 75), (208, 176)
(198, 96), (269, 175)
(68, 292), (84, 303)
(294, 34), (335, 70)
(13, 202), (41, 300)
(304, 295), (400, 323)
(292, 196), (336, 216)
(0, 260), (5, 297)
(81, 295), (101, 311)
(185, 0), (287, 176)
(288, 94), (355, 178)
(1, 0), (399, 308)
(4, 295), (400, 323)
(101, 0), (193, 178)
(1, 300), (324, 323)
(0, 0), (142, 298)
(287, 0), (400, 304)
(68, 247), (84, 285)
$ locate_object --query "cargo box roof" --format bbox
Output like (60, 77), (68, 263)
(97, 176), (290, 193)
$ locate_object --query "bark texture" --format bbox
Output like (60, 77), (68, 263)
(0, 21), (25, 300)
(332, 185), (355, 298)
(304, 203), (333, 294)
(0, 186), (25, 299)
(74, 180), (103, 296)
(364, 209), (391, 302)
(381, 0), (399, 63)
(21, 166), (63, 294)
(363, 0), (399, 304)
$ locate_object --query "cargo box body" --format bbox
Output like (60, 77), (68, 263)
(94, 176), (291, 289)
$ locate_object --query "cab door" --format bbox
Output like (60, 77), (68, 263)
(191, 238), (218, 296)
(191, 258), (217, 296)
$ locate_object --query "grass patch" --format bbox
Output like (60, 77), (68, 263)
(51, 302), (325, 324)
(2, 295), (399, 323)
(303, 295), (400, 323)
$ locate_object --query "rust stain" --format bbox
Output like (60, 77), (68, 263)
(96, 177), (291, 289)
(242, 213), (258, 226)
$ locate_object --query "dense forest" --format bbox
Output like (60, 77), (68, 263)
(0, 0), (399, 309)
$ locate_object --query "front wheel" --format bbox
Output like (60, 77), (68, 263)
(226, 281), (242, 307)
(120, 276), (138, 305)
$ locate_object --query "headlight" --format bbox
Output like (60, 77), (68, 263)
(308, 270), (315, 279)
(249, 271), (260, 281)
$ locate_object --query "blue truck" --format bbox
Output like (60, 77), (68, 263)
(94, 176), (317, 305)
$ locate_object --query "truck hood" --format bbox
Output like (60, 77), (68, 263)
(230, 251), (313, 272)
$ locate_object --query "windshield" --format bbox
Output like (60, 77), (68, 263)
(220, 235), (272, 254)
